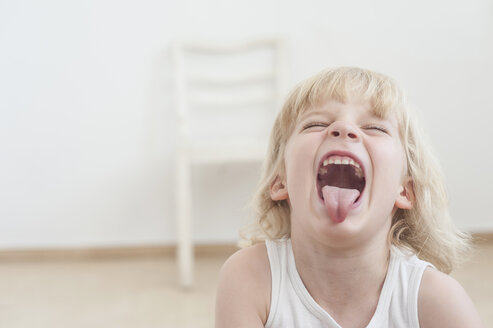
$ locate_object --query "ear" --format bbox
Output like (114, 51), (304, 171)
(270, 175), (289, 201)
(394, 176), (414, 210)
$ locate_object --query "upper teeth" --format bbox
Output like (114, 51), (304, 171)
(323, 155), (360, 168)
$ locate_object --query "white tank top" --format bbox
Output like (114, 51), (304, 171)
(265, 239), (434, 328)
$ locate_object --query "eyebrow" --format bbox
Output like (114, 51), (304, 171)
(299, 110), (330, 121)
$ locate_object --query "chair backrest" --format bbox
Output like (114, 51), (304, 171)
(171, 38), (287, 151)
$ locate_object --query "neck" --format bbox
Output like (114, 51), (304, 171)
(290, 231), (391, 324)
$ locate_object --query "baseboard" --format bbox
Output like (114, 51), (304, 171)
(1, 232), (491, 261)
(0, 243), (240, 261)
(472, 232), (493, 244)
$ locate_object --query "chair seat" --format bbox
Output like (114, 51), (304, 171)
(188, 140), (268, 164)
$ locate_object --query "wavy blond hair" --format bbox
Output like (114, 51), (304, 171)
(240, 67), (471, 273)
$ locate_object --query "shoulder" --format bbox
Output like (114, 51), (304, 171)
(215, 242), (271, 328)
(418, 267), (484, 328)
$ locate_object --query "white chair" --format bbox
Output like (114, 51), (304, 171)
(171, 38), (287, 287)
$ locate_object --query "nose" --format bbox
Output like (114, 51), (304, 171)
(327, 121), (360, 141)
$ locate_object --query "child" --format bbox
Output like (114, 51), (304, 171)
(215, 67), (483, 327)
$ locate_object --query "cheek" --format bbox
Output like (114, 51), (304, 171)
(283, 138), (318, 199)
(284, 137), (316, 175)
(374, 141), (407, 187)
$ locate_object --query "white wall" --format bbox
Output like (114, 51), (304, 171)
(1, 0), (492, 249)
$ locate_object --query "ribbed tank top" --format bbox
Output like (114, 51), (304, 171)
(265, 239), (434, 328)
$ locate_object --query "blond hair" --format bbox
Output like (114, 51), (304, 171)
(240, 67), (471, 273)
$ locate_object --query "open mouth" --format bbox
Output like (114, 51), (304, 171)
(316, 154), (366, 203)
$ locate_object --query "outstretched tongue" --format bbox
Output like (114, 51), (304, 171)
(322, 185), (360, 223)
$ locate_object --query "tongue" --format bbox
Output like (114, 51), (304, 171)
(322, 185), (360, 223)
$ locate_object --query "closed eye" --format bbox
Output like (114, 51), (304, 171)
(364, 124), (389, 134)
(302, 122), (329, 130)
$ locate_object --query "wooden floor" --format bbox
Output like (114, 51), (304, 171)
(0, 241), (491, 328)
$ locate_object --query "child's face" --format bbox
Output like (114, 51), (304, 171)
(271, 98), (412, 247)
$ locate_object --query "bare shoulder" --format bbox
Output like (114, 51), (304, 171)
(418, 267), (484, 328)
(215, 243), (271, 328)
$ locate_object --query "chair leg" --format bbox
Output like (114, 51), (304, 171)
(176, 150), (194, 288)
